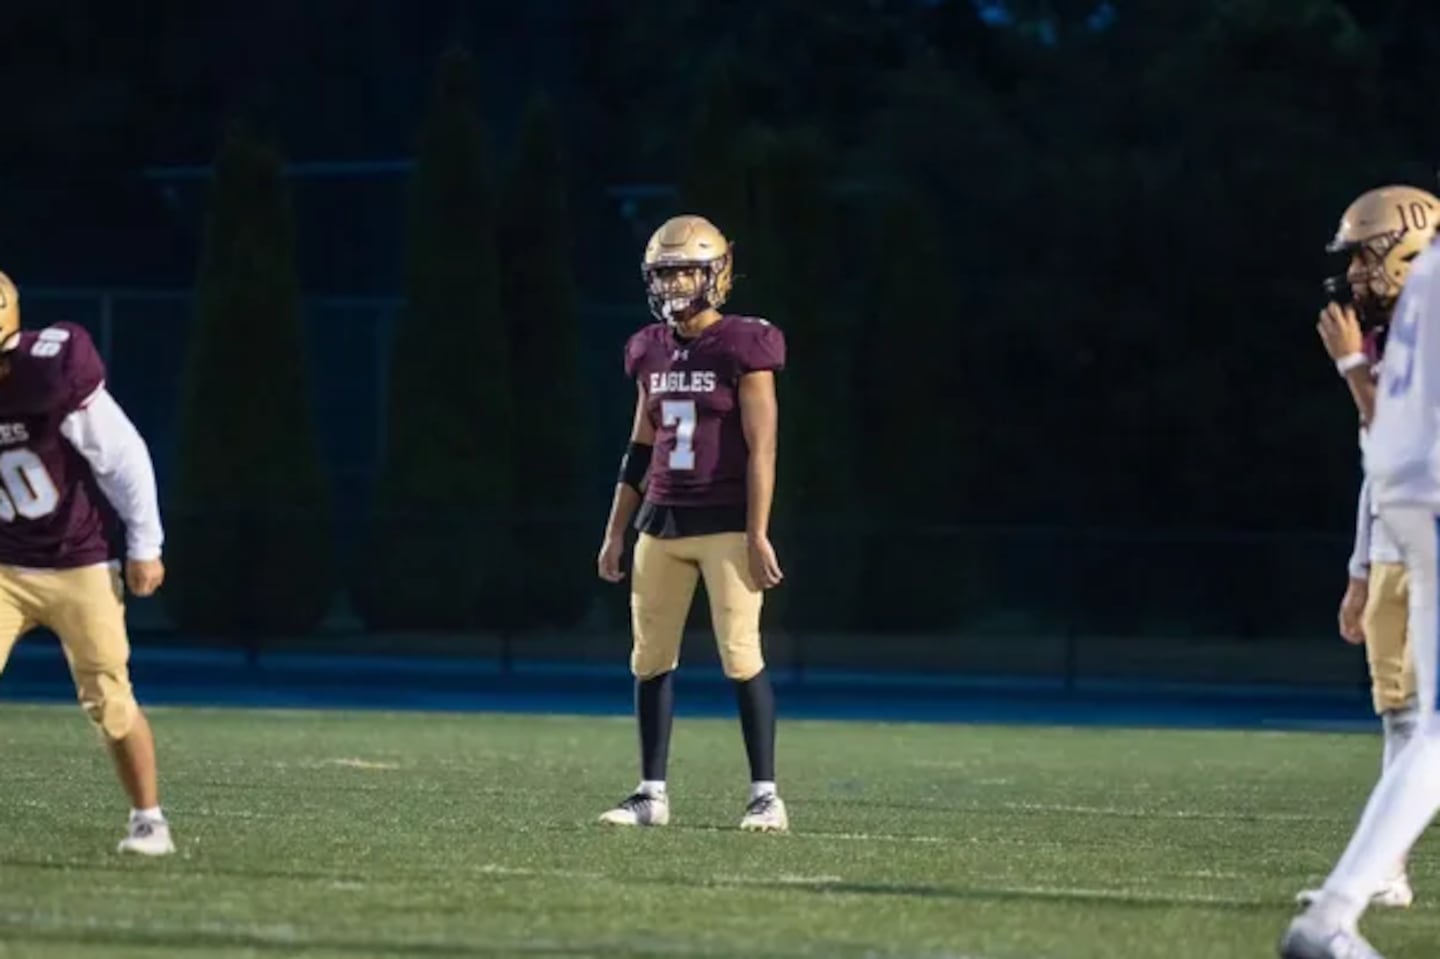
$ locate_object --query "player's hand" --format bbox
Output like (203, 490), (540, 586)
(747, 535), (784, 590)
(126, 557), (165, 597)
(1318, 302), (1364, 363)
(597, 536), (626, 583)
(1338, 575), (1368, 645)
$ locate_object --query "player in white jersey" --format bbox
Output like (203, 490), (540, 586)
(1281, 199), (1440, 957)
(1295, 187), (1440, 915)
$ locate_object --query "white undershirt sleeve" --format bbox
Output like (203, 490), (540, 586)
(1348, 477), (1371, 581)
(58, 387), (163, 561)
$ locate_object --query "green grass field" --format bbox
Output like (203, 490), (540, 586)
(0, 702), (1434, 958)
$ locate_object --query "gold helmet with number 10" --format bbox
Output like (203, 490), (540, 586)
(1325, 185), (1440, 328)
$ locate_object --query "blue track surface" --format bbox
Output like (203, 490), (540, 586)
(0, 643), (1379, 733)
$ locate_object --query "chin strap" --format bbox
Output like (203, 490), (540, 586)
(662, 296), (712, 329)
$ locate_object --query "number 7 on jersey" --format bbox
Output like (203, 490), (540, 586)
(661, 400), (697, 470)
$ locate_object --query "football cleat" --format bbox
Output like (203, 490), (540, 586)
(117, 817), (175, 857)
(1278, 913), (1385, 959)
(598, 791), (670, 827)
(1296, 875), (1413, 911)
(739, 793), (788, 833)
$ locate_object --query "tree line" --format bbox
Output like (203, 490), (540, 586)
(157, 0), (1437, 639)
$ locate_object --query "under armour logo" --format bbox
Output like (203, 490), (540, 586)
(672, 348), (689, 361)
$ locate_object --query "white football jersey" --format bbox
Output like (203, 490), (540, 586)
(1366, 238), (1440, 508)
(1350, 473), (1401, 576)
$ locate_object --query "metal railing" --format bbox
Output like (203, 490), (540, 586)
(12, 289), (1363, 692)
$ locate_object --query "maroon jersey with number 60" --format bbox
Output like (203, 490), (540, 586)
(624, 315), (786, 507)
(0, 323), (119, 568)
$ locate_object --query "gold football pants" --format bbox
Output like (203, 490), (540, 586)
(0, 562), (138, 739)
(1365, 561), (1415, 715)
(629, 532), (765, 682)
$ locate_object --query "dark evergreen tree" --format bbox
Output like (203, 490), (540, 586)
(499, 93), (591, 628)
(167, 124), (334, 637)
(358, 48), (511, 629)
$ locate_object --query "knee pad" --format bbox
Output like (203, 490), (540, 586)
(76, 668), (138, 740)
(629, 594), (687, 681)
(719, 646), (765, 682)
(1373, 674), (1417, 715)
(1366, 630), (1414, 714)
(630, 638), (681, 680)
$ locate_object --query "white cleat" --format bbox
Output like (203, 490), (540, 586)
(117, 817), (175, 857)
(598, 791), (670, 827)
(1296, 876), (1413, 911)
(1278, 913), (1385, 959)
(739, 793), (788, 833)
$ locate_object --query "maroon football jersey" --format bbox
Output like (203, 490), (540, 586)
(1365, 326), (1385, 371)
(0, 323), (120, 568)
(624, 315), (786, 507)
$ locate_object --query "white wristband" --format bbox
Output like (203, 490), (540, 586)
(1336, 353), (1369, 376)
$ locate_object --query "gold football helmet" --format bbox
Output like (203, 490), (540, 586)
(1326, 185), (1440, 326)
(641, 215), (733, 326)
(0, 272), (18, 351)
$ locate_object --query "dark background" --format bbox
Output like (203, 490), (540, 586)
(3, 0), (1436, 691)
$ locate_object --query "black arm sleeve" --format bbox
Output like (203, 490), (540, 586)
(618, 442), (653, 493)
